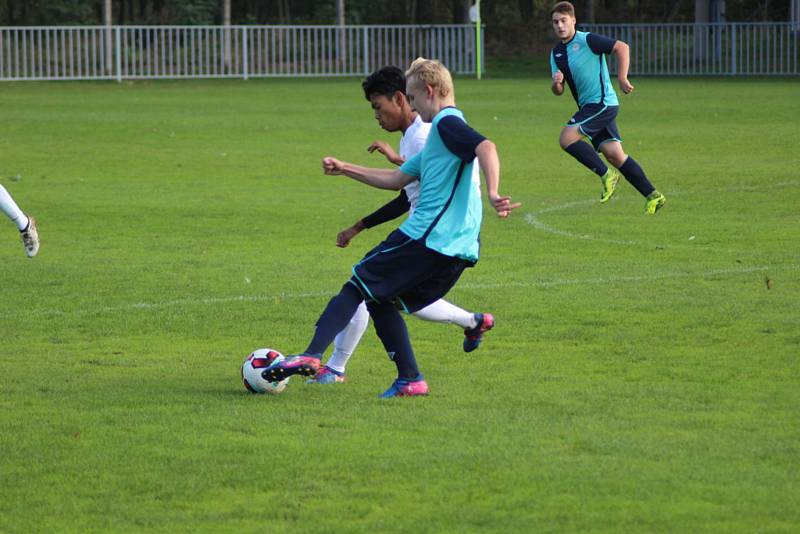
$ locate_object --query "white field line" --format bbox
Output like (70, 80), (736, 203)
(524, 180), (800, 253)
(4, 182), (797, 321)
(4, 263), (797, 320)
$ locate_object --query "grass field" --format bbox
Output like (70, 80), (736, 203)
(1, 75), (798, 532)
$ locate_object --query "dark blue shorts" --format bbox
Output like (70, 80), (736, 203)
(349, 229), (473, 313)
(566, 104), (621, 151)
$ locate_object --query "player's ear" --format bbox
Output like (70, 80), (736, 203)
(393, 91), (406, 107)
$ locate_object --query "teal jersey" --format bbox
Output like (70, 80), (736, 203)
(399, 107), (485, 262)
(550, 31), (619, 107)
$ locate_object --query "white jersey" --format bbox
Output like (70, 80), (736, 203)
(399, 114), (481, 216)
(399, 115), (429, 214)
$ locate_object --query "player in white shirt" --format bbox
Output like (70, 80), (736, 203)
(0, 184), (39, 257)
(308, 66), (494, 385)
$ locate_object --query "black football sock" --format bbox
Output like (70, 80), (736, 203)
(367, 301), (419, 380)
(564, 140), (608, 177)
(304, 282), (364, 356)
(619, 156), (656, 197)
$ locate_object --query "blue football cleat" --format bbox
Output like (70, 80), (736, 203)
(379, 375), (429, 398)
(306, 365), (346, 384)
(463, 313), (495, 353)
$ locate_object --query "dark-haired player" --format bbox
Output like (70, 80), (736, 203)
(308, 66), (493, 385)
(550, 1), (666, 214)
(265, 58), (519, 397)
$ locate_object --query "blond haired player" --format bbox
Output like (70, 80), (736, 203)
(264, 58), (519, 397)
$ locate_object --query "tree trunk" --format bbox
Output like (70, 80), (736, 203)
(104, 0), (112, 75)
(792, 0), (800, 28)
(223, 0), (231, 72)
(336, 0), (345, 70)
(695, 0), (709, 60)
(278, 0), (290, 24)
(337, 0), (345, 25)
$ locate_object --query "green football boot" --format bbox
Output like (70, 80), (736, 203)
(645, 191), (666, 215)
(599, 168), (621, 203)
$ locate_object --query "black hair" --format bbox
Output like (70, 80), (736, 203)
(362, 66), (406, 101)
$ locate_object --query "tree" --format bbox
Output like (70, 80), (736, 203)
(104, 0), (112, 75)
(223, 0), (231, 72)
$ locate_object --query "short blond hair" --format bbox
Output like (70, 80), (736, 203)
(405, 57), (454, 98)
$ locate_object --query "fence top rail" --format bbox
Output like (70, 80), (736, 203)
(582, 21), (797, 28)
(0, 24), (479, 31)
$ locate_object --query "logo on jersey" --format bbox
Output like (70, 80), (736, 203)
(555, 53), (563, 58)
(571, 43), (580, 52)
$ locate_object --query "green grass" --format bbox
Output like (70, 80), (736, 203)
(1, 76), (798, 532)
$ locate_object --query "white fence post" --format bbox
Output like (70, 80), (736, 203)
(114, 26), (121, 83)
(242, 27), (248, 80)
(3, 22), (795, 82)
(362, 26), (369, 76)
(581, 22), (797, 76)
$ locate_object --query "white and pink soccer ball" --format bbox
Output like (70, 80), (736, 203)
(241, 348), (290, 394)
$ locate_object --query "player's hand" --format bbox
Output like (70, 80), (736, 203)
(322, 157), (344, 175)
(367, 141), (400, 164)
(489, 194), (522, 218)
(552, 70), (564, 84)
(336, 225), (361, 248)
(619, 78), (634, 94)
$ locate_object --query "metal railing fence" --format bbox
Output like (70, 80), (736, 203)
(582, 22), (799, 75)
(0, 24), (483, 81)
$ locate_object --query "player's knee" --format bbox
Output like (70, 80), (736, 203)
(607, 152), (626, 168)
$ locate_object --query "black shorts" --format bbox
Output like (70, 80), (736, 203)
(349, 229), (473, 313)
(566, 104), (622, 151)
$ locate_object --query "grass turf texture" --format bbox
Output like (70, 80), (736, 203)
(1, 77), (798, 532)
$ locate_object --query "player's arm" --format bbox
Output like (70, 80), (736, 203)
(586, 33), (633, 94)
(612, 40), (634, 94)
(438, 116), (521, 218)
(551, 71), (565, 96)
(550, 52), (564, 96)
(367, 141), (404, 166)
(475, 140), (521, 218)
(322, 157), (415, 190)
(361, 189), (410, 227)
(337, 191), (410, 248)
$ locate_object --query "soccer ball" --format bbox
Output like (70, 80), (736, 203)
(241, 348), (290, 394)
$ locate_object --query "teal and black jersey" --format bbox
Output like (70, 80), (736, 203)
(550, 31), (618, 108)
(399, 107), (484, 263)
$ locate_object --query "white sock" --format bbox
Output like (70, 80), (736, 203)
(412, 299), (477, 329)
(326, 301), (370, 374)
(0, 185), (29, 231)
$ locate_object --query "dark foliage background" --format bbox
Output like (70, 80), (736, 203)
(0, 1), (793, 56)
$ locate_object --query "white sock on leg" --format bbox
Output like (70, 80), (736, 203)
(413, 299), (477, 329)
(326, 301), (370, 374)
(0, 185), (29, 231)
